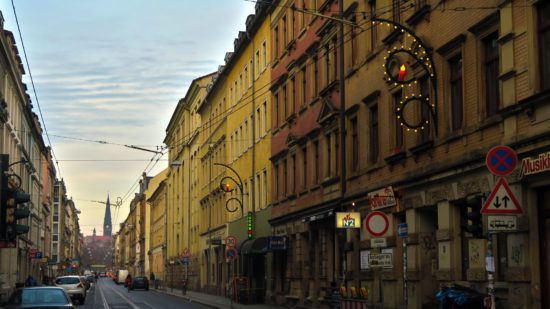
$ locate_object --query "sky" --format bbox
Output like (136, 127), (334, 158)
(0, 0), (256, 236)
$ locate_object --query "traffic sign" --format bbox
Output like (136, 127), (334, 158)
(486, 145), (517, 176)
(225, 248), (237, 260)
(487, 215), (517, 231)
(365, 211), (389, 237)
(481, 178), (523, 214)
(397, 223), (408, 238)
(225, 236), (237, 248)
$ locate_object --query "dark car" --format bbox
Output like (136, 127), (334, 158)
(130, 276), (149, 291)
(85, 275), (95, 285)
(5, 287), (74, 308)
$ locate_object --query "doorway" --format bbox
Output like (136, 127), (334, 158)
(538, 186), (550, 307)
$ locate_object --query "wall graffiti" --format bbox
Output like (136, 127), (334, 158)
(511, 244), (524, 265)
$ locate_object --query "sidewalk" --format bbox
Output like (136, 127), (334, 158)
(152, 286), (284, 309)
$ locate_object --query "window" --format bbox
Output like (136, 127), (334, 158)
(392, 0), (401, 23)
(291, 77), (297, 115)
(274, 26), (279, 59)
(419, 77), (431, 143)
(351, 117), (358, 171)
(256, 107), (261, 140)
(350, 15), (358, 66)
(291, 154), (296, 193)
(263, 101), (267, 134)
(256, 50), (260, 77)
(539, 2), (550, 90)
(393, 91), (403, 150)
(325, 134), (332, 177)
(274, 92), (279, 127)
(256, 174), (261, 208)
(283, 159), (288, 195)
(301, 0), (306, 30)
(332, 37), (338, 82)
(370, 2), (377, 51)
(262, 41), (267, 68)
(282, 84), (288, 119)
(283, 15), (287, 47)
(244, 67), (249, 92)
(301, 66), (307, 106)
(302, 145), (307, 189)
(369, 104), (379, 163)
(314, 141), (320, 184)
(263, 170), (268, 207)
(325, 44), (330, 87)
(449, 55), (463, 131)
(274, 163), (279, 199)
(313, 55), (319, 97)
(484, 33), (500, 117)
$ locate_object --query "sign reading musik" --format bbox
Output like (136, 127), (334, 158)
(368, 186), (397, 210)
(521, 151), (550, 176)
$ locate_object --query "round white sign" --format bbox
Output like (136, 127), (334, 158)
(365, 211), (389, 237)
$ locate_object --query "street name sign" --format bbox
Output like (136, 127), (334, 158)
(481, 178), (523, 214)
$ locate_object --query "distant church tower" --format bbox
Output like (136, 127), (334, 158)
(103, 195), (112, 236)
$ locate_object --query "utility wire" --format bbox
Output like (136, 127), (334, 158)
(166, 2), (408, 151)
(11, 0), (63, 178)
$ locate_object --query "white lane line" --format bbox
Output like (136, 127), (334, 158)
(98, 281), (110, 309)
(110, 286), (141, 309)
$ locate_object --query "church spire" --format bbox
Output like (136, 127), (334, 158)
(103, 195), (112, 236)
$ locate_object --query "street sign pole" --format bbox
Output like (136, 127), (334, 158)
(403, 238), (407, 307)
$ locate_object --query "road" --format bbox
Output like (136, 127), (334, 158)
(80, 277), (208, 309)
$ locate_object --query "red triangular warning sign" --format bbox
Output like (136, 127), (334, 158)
(481, 178), (523, 214)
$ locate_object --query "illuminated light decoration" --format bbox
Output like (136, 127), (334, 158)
(224, 183), (231, 192)
(247, 211), (253, 239)
(398, 64), (407, 81)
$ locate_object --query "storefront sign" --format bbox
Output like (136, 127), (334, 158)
(368, 253), (393, 268)
(336, 212), (361, 228)
(521, 151), (550, 176)
(268, 236), (288, 250)
(368, 186), (397, 210)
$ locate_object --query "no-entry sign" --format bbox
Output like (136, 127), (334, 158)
(365, 211), (389, 237)
(486, 145), (517, 176)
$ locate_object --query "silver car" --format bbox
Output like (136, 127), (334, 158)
(54, 276), (86, 305)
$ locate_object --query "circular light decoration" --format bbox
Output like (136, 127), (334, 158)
(374, 18), (439, 135)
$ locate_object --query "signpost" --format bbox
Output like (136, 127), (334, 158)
(484, 145), (518, 309)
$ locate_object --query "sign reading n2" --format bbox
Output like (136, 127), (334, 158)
(336, 212), (361, 228)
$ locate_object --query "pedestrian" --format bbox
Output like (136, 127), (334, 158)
(125, 274), (133, 292)
(150, 272), (156, 289)
(25, 275), (37, 287)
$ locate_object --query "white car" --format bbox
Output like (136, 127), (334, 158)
(54, 276), (86, 305)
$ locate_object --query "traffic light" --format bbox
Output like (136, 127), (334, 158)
(465, 196), (483, 238)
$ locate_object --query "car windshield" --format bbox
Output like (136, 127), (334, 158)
(8, 289), (68, 305)
(55, 277), (80, 285)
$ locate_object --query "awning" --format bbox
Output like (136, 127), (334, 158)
(236, 237), (269, 255)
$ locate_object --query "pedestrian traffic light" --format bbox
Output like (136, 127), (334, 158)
(465, 196), (483, 238)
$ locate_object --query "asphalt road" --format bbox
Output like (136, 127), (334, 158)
(81, 277), (208, 309)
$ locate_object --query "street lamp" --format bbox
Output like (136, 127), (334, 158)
(214, 163), (244, 218)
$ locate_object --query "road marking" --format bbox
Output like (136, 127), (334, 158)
(98, 281), (110, 309)
(110, 285), (141, 309)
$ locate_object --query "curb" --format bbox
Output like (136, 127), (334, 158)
(151, 289), (222, 309)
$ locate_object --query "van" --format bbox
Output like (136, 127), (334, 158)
(116, 270), (129, 285)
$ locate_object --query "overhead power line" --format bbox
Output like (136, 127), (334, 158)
(10, 0), (62, 178)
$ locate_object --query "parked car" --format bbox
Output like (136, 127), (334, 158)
(54, 276), (86, 305)
(129, 276), (149, 291)
(79, 276), (90, 290)
(4, 287), (74, 308)
(85, 275), (95, 284)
